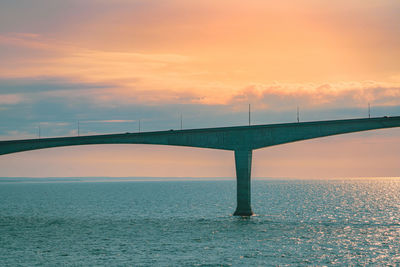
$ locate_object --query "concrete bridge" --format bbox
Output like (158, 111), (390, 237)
(1, 116), (400, 216)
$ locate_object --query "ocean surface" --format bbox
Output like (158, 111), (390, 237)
(1, 178), (400, 266)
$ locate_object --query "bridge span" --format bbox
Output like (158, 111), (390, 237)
(1, 116), (400, 216)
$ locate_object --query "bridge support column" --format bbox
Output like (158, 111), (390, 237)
(233, 149), (254, 216)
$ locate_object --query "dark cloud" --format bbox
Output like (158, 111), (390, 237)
(2, 91), (400, 140)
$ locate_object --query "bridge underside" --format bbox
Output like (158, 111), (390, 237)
(1, 116), (400, 216)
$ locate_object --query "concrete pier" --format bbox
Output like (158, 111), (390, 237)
(233, 150), (254, 216)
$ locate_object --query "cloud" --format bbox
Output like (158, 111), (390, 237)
(81, 120), (136, 123)
(0, 31), (399, 111)
(0, 77), (111, 94)
(0, 33), (52, 50)
(0, 33), (190, 95)
(226, 82), (400, 110)
(0, 94), (24, 104)
(0, 130), (36, 140)
(38, 122), (69, 126)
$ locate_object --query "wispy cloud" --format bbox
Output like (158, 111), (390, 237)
(1, 31), (400, 112)
(0, 77), (111, 94)
(38, 122), (69, 126)
(0, 94), (25, 104)
(81, 120), (136, 123)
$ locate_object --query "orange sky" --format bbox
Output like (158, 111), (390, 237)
(0, 0), (399, 178)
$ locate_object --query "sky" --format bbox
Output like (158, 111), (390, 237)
(0, 0), (400, 178)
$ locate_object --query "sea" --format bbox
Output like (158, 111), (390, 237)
(1, 177), (399, 266)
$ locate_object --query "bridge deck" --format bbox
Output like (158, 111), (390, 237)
(1, 116), (400, 155)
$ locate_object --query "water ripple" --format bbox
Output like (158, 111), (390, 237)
(1, 179), (400, 265)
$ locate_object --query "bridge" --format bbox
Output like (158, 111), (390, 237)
(1, 116), (400, 216)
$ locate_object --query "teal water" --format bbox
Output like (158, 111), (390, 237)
(1, 178), (400, 266)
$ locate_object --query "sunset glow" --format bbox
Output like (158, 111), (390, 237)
(1, 0), (400, 177)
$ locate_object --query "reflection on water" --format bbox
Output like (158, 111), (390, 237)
(0, 179), (399, 265)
